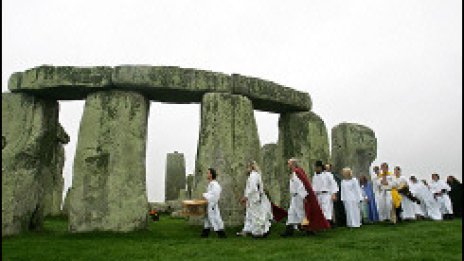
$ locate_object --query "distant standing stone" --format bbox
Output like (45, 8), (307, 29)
(165, 152), (186, 201)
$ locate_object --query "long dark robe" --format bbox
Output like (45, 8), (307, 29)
(448, 181), (462, 218)
(332, 172), (346, 227)
(294, 167), (331, 231)
(363, 181), (379, 222)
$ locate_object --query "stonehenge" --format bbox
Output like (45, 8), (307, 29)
(69, 90), (150, 232)
(9, 65), (311, 113)
(193, 93), (261, 226)
(43, 124), (70, 217)
(2, 93), (59, 236)
(260, 143), (281, 205)
(165, 152), (186, 201)
(331, 123), (377, 179)
(2, 65), (377, 235)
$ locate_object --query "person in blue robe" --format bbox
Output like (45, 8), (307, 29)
(359, 175), (379, 223)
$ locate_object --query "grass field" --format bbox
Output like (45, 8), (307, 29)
(2, 215), (462, 261)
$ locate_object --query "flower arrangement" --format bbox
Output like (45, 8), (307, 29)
(149, 209), (159, 221)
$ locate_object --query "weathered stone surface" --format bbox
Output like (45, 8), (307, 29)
(8, 66), (113, 100)
(193, 93), (261, 226)
(186, 174), (194, 199)
(165, 152), (186, 201)
(112, 65), (232, 103)
(331, 123), (377, 179)
(232, 74), (312, 113)
(2, 93), (58, 236)
(260, 144), (281, 205)
(9, 65), (311, 113)
(62, 188), (71, 216)
(69, 90), (150, 232)
(277, 111), (330, 207)
(43, 124), (70, 217)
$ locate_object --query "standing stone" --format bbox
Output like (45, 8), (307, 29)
(2, 93), (58, 236)
(165, 152), (186, 201)
(43, 124), (70, 217)
(69, 90), (150, 232)
(260, 144), (281, 205)
(277, 111), (330, 207)
(186, 174), (194, 199)
(62, 188), (71, 216)
(331, 123), (377, 179)
(194, 93), (261, 226)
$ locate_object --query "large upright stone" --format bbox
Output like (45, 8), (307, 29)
(186, 174), (194, 199)
(2, 93), (58, 236)
(62, 188), (71, 216)
(69, 90), (150, 232)
(165, 152), (186, 201)
(260, 144), (281, 205)
(194, 93), (261, 226)
(331, 123), (377, 179)
(43, 124), (70, 217)
(278, 111), (330, 207)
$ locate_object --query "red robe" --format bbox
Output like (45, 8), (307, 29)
(294, 167), (331, 231)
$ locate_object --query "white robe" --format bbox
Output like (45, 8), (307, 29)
(407, 182), (425, 217)
(371, 172), (382, 214)
(242, 171), (272, 236)
(202, 180), (224, 231)
(341, 178), (363, 227)
(429, 180), (453, 215)
(287, 172), (308, 226)
(312, 171), (339, 221)
(409, 181), (442, 220)
(397, 176), (416, 220)
(376, 174), (395, 221)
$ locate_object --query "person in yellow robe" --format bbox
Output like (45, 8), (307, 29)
(391, 166), (403, 223)
(376, 163), (397, 223)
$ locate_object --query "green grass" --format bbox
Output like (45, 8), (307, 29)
(2, 215), (462, 261)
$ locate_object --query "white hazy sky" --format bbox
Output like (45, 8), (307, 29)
(2, 0), (462, 202)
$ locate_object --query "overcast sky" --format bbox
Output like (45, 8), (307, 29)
(2, 0), (462, 202)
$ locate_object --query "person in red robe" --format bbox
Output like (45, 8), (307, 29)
(281, 159), (331, 236)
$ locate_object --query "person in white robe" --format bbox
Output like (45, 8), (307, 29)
(282, 159), (308, 236)
(429, 173), (453, 219)
(376, 163), (396, 222)
(237, 161), (272, 237)
(409, 177), (442, 220)
(201, 168), (226, 238)
(394, 170), (417, 220)
(312, 163), (339, 224)
(407, 176), (426, 219)
(340, 168), (363, 228)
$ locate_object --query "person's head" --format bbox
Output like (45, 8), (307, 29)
(325, 163), (332, 172)
(342, 167), (353, 179)
(380, 162), (389, 173)
(431, 173), (439, 181)
(315, 160), (324, 174)
(359, 175), (368, 185)
(207, 168), (217, 181)
(447, 175), (459, 184)
(247, 160), (260, 173)
(373, 166), (380, 174)
(287, 158), (299, 170)
(410, 176), (417, 183)
(421, 179), (428, 186)
(394, 166), (401, 177)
